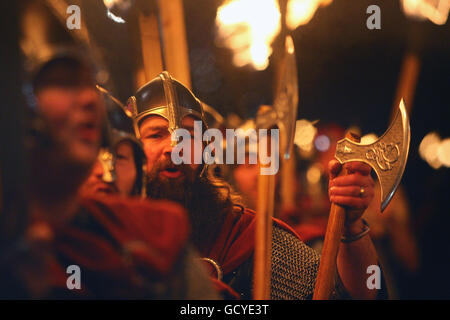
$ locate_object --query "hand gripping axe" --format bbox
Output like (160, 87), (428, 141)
(313, 99), (411, 299)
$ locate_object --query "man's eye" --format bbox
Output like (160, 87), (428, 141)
(144, 134), (162, 139)
(116, 154), (128, 160)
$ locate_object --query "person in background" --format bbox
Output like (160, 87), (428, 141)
(79, 129), (147, 198)
(1, 49), (218, 299)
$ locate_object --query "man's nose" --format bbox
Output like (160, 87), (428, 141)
(91, 160), (104, 178)
(162, 135), (175, 158)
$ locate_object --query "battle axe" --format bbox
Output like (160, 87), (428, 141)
(313, 99), (411, 299)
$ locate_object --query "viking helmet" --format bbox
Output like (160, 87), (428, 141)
(126, 71), (208, 141)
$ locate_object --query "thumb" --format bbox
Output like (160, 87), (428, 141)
(328, 159), (342, 180)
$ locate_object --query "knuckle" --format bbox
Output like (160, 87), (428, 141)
(350, 174), (360, 184)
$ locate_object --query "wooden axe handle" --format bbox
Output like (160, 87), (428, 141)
(313, 132), (360, 300)
(254, 131), (276, 300)
(254, 171), (276, 300)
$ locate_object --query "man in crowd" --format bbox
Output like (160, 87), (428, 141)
(79, 128), (147, 198)
(127, 71), (385, 299)
(1, 50), (218, 299)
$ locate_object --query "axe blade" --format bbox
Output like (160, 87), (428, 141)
(335, 99), (411, 212)
(273, 35), (299, 160)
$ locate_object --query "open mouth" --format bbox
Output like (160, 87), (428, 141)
(161, 166), (183, 178)
(93, 183), (115, 195)
(77, 121), (100, 143)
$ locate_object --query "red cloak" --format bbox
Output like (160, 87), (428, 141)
(201, 205), (302, 284)
(35, 195), (190, 298)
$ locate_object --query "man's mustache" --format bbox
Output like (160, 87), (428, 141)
(148, 159), (193, 176)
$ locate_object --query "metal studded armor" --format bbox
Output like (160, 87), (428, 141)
(270, 225), (320, 300)
(220, 224), (320, 300)
(222, 223), (351, 300)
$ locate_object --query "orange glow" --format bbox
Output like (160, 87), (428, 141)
(286, 0), (333, 30)
(103, 0), (129, 23)
(306, 163), (323, 184)
(401, 0), (450, 25)
(418, 132), (450, 169)
(294, 119), (317, 152)
(216, 0), (333, 70)
(216, 0), (281, 70)
(361, 133), (378, 145)
(438, 138), (450, 167)
(103, 0), (130, 10)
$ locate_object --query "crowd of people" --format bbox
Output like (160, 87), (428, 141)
(0, 2), (405, 300)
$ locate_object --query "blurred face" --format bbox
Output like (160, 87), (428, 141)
(114, 141), (137, 195)
(233, 155), (259, 209)
(35, 59), (105, 170)
(139, 115), (200, 201)
(79, 149), (117, 196)
(79, 141), (137, 197)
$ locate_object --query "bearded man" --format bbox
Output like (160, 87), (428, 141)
(127, 71), (386, 300)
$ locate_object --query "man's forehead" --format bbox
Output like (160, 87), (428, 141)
(115, 139), (134, 152)
(33, 57), (95, 92)
(139, 115), (199, 130)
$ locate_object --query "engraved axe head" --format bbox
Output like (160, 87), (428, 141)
(335, 99), (411, 211)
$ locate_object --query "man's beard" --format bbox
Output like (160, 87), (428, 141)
(145, 160), (229, 252)
(145, 159), (196, 202)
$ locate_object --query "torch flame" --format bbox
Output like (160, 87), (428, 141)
(286, 35), (296, 54)
(216, 0), (281, 70)
(401, 0), (450, 25)
(216, 0), (333, 70)
(287, 0), (333, 29)
(103, 0), (130, 10)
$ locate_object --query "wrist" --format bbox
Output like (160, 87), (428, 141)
(344, 218), (365, 236)
(341, 219), (370, 243)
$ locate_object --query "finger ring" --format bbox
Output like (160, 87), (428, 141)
(359, 186), (365, 197)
